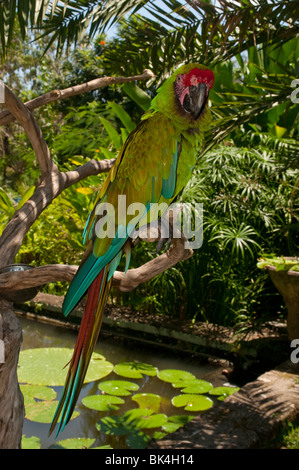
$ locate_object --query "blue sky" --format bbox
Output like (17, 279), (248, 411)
(105, 0), (174, 39)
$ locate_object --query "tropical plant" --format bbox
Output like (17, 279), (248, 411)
(0, 2), (298, 325)
(85, 99), (298, 326)
(3, 1), (296, 61)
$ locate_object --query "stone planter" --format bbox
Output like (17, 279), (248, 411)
(0, 264), (39, 303)
(267, 261), (299, 341)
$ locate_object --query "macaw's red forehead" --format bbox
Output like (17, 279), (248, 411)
(182, 68), (214, 89)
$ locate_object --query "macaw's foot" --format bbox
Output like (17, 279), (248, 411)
(129, 207), (183, 253)
(155, 217), (173, 252)
(129, 220), (172, 252)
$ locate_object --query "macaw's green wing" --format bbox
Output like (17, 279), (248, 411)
(63, 114), (181, 316)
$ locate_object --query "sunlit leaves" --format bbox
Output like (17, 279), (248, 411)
(25, 400), (65, 423)
(82, 394), (125, 411)
(180, 380), (213, 394)
(209, 386), (240, 401)
(209, 222), (261, 259)
(172, 394), (213, 412)
(21, 435), (42, 449)
(114, 361), (158, 378)
(18, 348), (113, 385)
(132, 393), (162, 412)
(98, 380), (139, 396)
(157, 369), (196, 386)
(257, 255), (299, 272)
(52, 438), (96, 449)
(20, 384), (57, 405)
(19, 347), (242, 449)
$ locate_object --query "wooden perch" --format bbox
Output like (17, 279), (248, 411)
(0, 234), (193, 296)
(0, 204), (193, 296)
(113, 233), (193, 292)
(0, 264), (78, 292)
(0, 69), (155, 126)
(0, 70), (155, 268)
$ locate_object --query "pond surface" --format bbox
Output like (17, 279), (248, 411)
(19, 315), (230, 449)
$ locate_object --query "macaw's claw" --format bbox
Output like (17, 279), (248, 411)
(155, 217), (173, 252)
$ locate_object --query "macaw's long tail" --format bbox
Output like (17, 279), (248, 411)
(49, 265), (112, 436)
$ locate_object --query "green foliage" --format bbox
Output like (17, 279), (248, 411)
(119, 145), (298, 326)
(18, 348), (113, 386)
(15, 182), (91, 276)
(171, 394), (213, 412)
(258, 255), (299, 272)
(0, 4), (298, 331)
(19, 342), (238, 449)
(278, 422), (299, 449)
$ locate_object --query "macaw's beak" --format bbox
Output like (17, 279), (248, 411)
(183, 83), (209, 120)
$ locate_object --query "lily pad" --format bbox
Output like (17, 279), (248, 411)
(24, 400), (79, 423)
(91, 445), (113, 449)
(55, 438), (96, 449)
(96, 411), (150, 436)
(137, 412), (168, 430)
(18, 348), (113, 386)
(162, 414), (193, 433)
(96, 408), (167, 436)
(114, 361), (158, 378)
(180, 379), (213, 394)
(20, 384), (57, 405)
(209, 386), (240, 400)
(152, 431), (167, 440)
(126, 431), (151, 449)
(157, 369), (196, 387)
(82, 394), (124, 411)
(172, 394), (213, 412)
(21, 435), (41, 449)
(132, 393), (161, 412)
(99, 380), (139, 396)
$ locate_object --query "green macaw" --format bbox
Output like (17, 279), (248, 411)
(49, 63), (214, 436)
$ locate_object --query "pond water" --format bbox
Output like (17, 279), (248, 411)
(19, 315), (232, 449)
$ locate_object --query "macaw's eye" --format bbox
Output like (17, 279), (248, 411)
(176, 75), (182, 82)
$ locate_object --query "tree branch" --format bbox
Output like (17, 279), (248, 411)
(0, 236), (193, 296)
(0, 70), (156, 266)
(0, 158), (116, 268)
(113, 235), (193, 293)
(4, 86), (56, 179)
(0, 265), (78, 291)
(0, 69), (155, 126)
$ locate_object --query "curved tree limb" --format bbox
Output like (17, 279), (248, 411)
(0, 158), (116, 268)
(0, 70), (155, 268)
(4, 86), (56, 179)
(0, 67), (194, 297)
(0, 234), (193, 296)
(0, 69), (155, 126)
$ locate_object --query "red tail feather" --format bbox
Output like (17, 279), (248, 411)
(49, 266), (111, 436)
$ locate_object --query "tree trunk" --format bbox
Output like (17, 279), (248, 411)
(0, 299), (24, 449)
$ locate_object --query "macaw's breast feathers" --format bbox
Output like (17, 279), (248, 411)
(63, 114), (183, 317)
